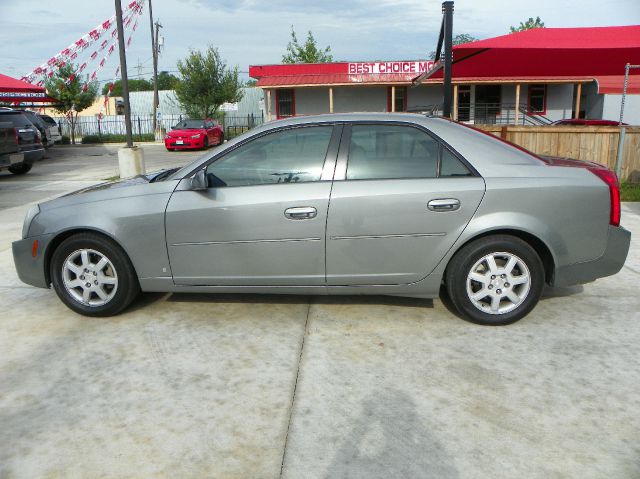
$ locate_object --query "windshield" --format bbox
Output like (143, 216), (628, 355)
(173, 120), (205, 129)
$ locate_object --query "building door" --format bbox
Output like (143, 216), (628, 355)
(458, 85), (471, 121)
(475, 85), (501, 124)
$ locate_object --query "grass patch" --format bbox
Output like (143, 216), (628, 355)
(82, 133), (155, 144)
(621, 182), (640, 202)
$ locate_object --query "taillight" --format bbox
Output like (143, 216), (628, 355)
(588, 167), (621, 226)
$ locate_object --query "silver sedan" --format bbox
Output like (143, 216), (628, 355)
(13, 113), (631, 325)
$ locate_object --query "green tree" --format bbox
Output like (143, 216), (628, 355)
(174, 46), (244, 118)
(282, 26), (333, 64)
(156, 71), (179, 90)
(44, 64), (98, 144)
(101, 78), (152, 96)
(510, 16), (545, 33)
(428, 33), (478, 60)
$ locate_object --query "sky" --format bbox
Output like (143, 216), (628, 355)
(0, 0), (638, 86)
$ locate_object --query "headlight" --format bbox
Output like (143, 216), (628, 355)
(22, 204), (40, 238)
(191, 134), (201, 139)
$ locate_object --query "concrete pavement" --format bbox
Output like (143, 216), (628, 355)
(1, 145), (639, 478)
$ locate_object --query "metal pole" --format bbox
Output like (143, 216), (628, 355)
(148, 0), (157, 133)
(614, 63), (632, 178)
(115, 0), (133, 147)
(442, 1), (454, 118)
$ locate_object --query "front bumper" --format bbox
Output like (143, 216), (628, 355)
(12, 233), (55, 288)
(553, 225), (631, 287)
(164, 137), (204, 149)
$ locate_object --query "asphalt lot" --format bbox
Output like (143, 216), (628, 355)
(1, 144), (639, 478)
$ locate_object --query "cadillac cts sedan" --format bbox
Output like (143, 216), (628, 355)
(13, 113), (630, 325)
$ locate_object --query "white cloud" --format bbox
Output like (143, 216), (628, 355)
(0, 0), (637, 82)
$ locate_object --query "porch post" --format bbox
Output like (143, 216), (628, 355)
(329, 87), (334, 113)
(514, 83), (521, 124)
(391, 86), (396, 112)
(452, 84), (458, 121)
(266, 89), (272, 121)
(574, 83), (582, 119)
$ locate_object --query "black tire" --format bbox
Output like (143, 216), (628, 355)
(9, 162), (32, 175)
(166, 147), (173, 152)
(445, 235), (544, 326)
(217, 134), (224, 146)
(50, 232), (140, 317)
(203, 136), (209, 149)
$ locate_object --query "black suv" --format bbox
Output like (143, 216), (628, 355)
(0, 110), (45, 173)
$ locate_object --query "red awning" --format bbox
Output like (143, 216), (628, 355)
(595, 75), (640, 94)
(0, 73), (55, 102)
(424, 26), (640, 81)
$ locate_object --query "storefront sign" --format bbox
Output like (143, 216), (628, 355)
(348, 61), (434, 75)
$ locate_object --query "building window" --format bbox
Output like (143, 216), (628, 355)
(528, 84), (547, 115)
(276, 89), (295, 118)
(387, 87), (407, 112)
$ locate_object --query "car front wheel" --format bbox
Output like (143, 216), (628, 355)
(445, 235), (544, 326)
(50, 233), (140, 317)
(9, 163), (32, 175)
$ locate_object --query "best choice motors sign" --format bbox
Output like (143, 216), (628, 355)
(348, 61), (434, 75)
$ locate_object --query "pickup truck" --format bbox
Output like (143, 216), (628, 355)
(0, 110), (43, 174)
(0, 121), (25, 174)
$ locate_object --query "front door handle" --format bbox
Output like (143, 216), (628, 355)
(428, 198), (460, 212)
(284, 206), (317, 220)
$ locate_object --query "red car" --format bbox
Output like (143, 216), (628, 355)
(165, 119), (224, 150)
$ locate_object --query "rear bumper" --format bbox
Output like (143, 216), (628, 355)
(553, 225), (631, 287)
(12, 233), (55, 288)
(22, 148), (44, 162)
(0, 152), (24, 168)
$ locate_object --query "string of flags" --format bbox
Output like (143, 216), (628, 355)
(21, 0), (146, 95)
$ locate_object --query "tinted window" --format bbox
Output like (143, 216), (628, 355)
(347, 124), (439, 180)
(206, 126), (332, 187)
(0, 113), (35, 129)
(39, 115), (57, 126)
(440, 148), (472, 177)
(174, 120), (205, 129)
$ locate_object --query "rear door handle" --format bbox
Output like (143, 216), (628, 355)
(428, 198), (460, 212)
(284, 206), (317, 220)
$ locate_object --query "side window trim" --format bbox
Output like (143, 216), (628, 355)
(332, 121), (479, 181)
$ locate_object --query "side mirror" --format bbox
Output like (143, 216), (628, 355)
(190, 169), (208, 190)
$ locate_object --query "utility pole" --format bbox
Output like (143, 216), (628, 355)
(442, 1), (454, 118)
(115, 0), (133, 147)
(148, 0), (159, 133)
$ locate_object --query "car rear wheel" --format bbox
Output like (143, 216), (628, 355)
(217, 133), (224, 145)
(203, 137), (209, 149)
(445, 235), (544, 326)
(50, 233), (140, 317)
(9, 163), (32, 175)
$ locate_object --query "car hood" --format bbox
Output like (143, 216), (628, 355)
(39, 170), (179, 211)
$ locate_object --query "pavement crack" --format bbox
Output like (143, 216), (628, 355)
(279, 298), (312, 479)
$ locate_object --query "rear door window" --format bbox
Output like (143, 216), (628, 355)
(346, 124), (471, 180)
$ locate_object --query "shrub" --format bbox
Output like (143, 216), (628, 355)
(56, 135), (70, 145)
(81, 133), (155, 144)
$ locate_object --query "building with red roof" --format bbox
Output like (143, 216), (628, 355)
(249, 25), (640, 124)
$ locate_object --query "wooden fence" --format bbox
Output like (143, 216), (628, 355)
(475, 125), (640, 182)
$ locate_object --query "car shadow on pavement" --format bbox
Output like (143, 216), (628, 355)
(325, 389), (459, 479)
(162, 293), (434, 309)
